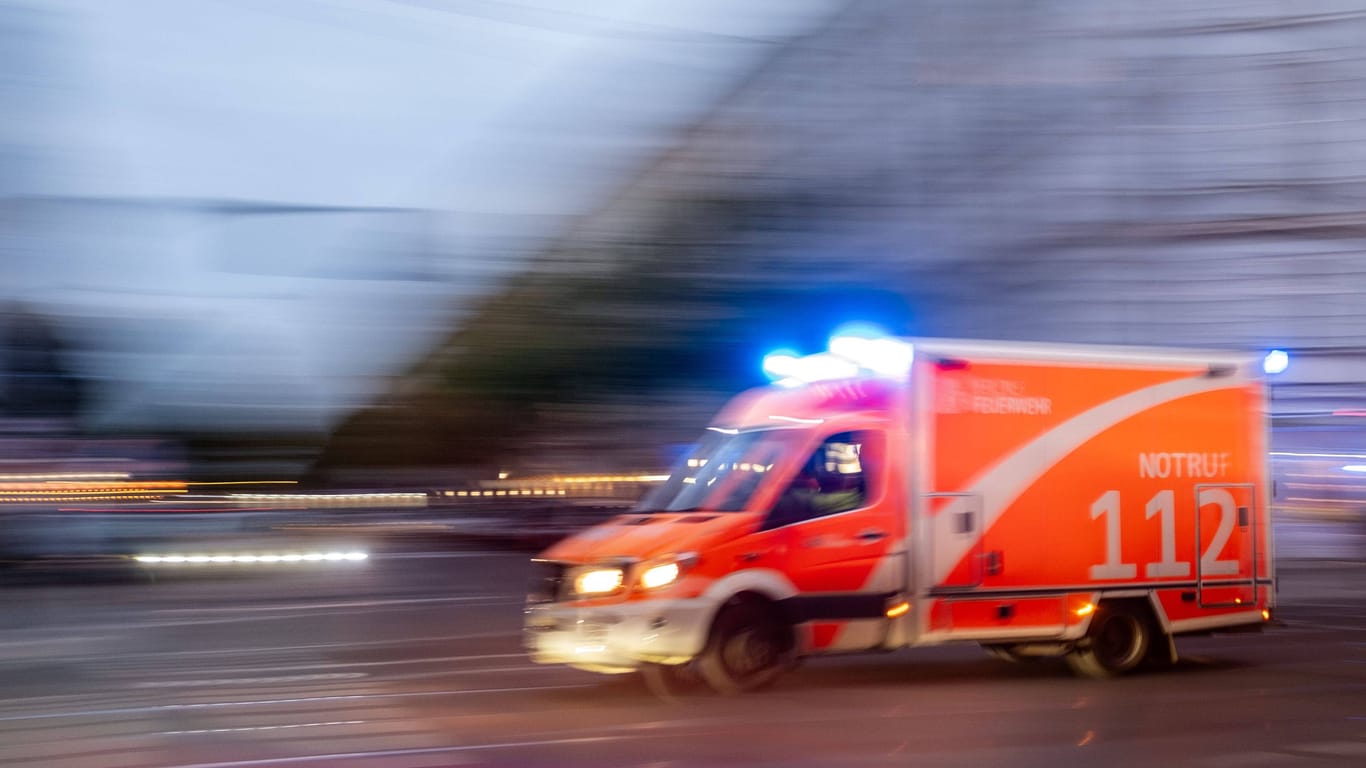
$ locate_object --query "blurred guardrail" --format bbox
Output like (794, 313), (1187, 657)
(0, 474), (662, 562)
(271, 497), (636, 550)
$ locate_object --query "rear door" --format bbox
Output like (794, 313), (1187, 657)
(1195, 483), (1258, 607)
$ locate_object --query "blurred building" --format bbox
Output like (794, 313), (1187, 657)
(345, 0), (1366, 488)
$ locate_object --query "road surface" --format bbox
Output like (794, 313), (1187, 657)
(0, 534), (1363, 767)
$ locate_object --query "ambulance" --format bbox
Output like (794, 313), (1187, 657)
(523, 336), (1275, 692)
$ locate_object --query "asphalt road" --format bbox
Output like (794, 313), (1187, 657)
(1, 541), (1363, 768)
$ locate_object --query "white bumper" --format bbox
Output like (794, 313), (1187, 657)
(524, 597), (715, 673)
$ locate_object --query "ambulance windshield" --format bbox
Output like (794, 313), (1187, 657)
(636, 428), (803, 513)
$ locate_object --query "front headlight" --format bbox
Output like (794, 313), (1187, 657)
(574, 567), (625, 596)
(638, 553), (698, 590)
(639, 562), (681, 590)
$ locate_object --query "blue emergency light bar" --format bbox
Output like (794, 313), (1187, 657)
(763, 333), (914, 385)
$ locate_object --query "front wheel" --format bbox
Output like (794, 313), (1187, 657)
(696, 601), (793, 695)
(982, 644), (1032, 664)
(639, 661), (708, 701)
(1066, 603), (1151, 679)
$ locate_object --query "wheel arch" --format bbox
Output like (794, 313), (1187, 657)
(707, 590), (794, 643)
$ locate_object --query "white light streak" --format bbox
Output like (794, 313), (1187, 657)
(0, 472), (132, 481)
(164, 720), (364, 736)
(1273, 451), (1366, 459)
(768, 414), (825, 425)
(134, 551), (368, 566)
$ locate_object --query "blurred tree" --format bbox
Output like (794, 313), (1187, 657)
(315, 190), (912, 475)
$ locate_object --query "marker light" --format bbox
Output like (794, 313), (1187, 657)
(1075, 602), (1096, 617)
(886, 601), (910, 618)
(1263, 349), (1289, 375)
(574, 567), (625, 596)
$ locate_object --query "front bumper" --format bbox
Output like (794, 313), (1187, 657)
(524, 597), (714, 673)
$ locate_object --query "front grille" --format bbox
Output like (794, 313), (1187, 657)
(526, 560), (569, 605)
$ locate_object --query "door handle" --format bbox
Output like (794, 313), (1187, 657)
(857, 529), (887, 543)
(737, 551), (765, 563)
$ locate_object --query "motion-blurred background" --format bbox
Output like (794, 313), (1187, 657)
(3, 0), (1366, 541)
(3, 4), (1366, 766)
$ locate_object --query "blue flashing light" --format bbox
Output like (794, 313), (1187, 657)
(797, 353), (861, 382)
(829, 334), (914, 377)
(762, 327), (915, 386)
(761, 350), (859, 386)
(1263, 349), (1289, 375)
(1343, 464), (1366, 473)
(762, 351), (802, 380)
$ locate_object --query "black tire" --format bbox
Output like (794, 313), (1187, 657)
(696, 600), (793, 695)
(1142, 632), (1178, 670)
(639, 661), (708, 701)
(982, 643), (1030, 664)
(1066, 603), (1151, 679)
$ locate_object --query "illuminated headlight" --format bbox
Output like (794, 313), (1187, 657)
(640, 562), (681, 590)
(638, 553), (698, 590)
(574, 567), (625, 596)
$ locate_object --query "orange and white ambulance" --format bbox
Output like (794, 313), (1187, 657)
(524, 337), (1274, 692)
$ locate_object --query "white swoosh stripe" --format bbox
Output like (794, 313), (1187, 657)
(930, 373), (1253, 585)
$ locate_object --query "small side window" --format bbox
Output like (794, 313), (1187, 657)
(766, 431), (881, 528)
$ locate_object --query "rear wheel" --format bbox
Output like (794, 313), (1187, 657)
(696, 600), (793, 695)
(1066, 603), (1151, 679)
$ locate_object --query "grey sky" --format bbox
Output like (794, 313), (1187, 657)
(63, 0), (836, 209)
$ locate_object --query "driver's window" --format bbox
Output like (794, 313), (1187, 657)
(766, 431), (881, 529)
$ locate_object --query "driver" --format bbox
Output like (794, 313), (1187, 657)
(770, 442), (865, 525)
